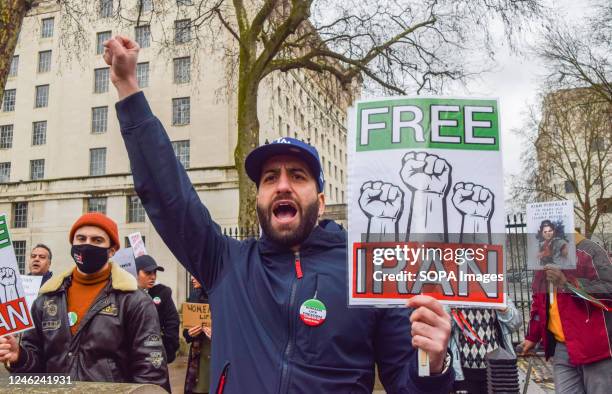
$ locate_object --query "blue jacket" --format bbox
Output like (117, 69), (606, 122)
(116, 92), (454, 394)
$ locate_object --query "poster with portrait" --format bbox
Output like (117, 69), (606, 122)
(347, 97), (506, 307)
(526, 200), (576, 270)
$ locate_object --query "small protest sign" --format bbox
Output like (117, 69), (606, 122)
(347, 97), (506, 307)
(112, 247), (138, 278)
(182, 302), (211, 328)
(0, 214), (34, 335)
(20, 275), (43, 312)
(128, 232), (147, 257)
(526, 200), (576, 270)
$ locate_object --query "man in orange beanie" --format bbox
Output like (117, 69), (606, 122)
(0, 213), (170, 391)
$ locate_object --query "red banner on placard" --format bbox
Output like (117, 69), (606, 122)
(352, 241), (504, 305)
(0, 297), (34, 336)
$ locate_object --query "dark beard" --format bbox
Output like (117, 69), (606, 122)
(257, 198), (319, 248)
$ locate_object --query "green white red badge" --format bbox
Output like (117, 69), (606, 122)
(299, 298), (327, 326)
(153, 296), (161, 305)
(68, 312), (78, 327)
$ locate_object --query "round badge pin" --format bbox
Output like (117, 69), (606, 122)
(299, 298), (327, 327)
(68, 312), (78, 327)
(153, 296), (161, 305)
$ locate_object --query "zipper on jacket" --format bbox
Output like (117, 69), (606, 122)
(294, 251), (303, 279)
(278, 252), (302, 393)
(216, 362), (230, 394)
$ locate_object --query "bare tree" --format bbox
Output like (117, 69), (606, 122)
(513, 88), (612, 239)
(536, 1), (612, 104)
(2, 0), (544, 228)
(0, 0), (40, 103)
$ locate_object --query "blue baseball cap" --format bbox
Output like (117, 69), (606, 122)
(245, 137), (325, 192)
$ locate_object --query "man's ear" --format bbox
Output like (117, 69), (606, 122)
(317, 192), (326, 218)
(108, 247), (117, 259)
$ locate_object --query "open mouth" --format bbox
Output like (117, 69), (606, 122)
(272, 200), (298, 223)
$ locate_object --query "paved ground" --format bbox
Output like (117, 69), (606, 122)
(1, 354), (554, 393)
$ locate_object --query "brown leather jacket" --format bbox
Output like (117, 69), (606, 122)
(9, 262), (170, 391)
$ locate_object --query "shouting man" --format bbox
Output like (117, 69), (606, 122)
(104, 35), (453, 393)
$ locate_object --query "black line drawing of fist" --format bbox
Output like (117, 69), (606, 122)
(0, 267), (19, 303)
(359, 181), (404, 221)
(400, 152), (451, 195)
(452, 182), (494, 218)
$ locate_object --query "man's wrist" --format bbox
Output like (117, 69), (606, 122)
(114, 79), (140, 100)
(430, 352), (451, 375)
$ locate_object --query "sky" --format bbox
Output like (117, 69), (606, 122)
(451, 0), (589, 183)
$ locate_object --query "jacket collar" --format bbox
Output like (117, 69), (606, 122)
(39, 261), (138, 294)
(258, 219), (346, 256)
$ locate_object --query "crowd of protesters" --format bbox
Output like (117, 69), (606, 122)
(0, 33), (609, 394)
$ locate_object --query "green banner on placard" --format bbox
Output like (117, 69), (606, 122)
(356, 98), (499, 152)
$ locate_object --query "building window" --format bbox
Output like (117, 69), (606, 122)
(37, 50), (52, 73)
(13, 240), (27, 274)
(176, 0), (193, 5)
(99, 0), (113, 18)
(127, 196), (146, 222)
(32, 121), (47, 145)
(341, 190), (344, 202)
(3, 89), (16, 112)
(137, 62), (149, 87)
(173, 57), (190, 83)
(135, 25), (151, 48)
(35, 85), (49, 108)
(278, 116), (282, 136)
(96, 31), (111, 54)
(89, 148), (107, 176)
(30, 159), (45, 180)
(41, 17), (54, 38)
(174, 19), (191, 44)
(94, 68), (109, 93)
(87, 197), (107, 214)
(139, 0), (153, 12)
(91, 106), (108, 133)
(564, 181), (575, 193)
(171, 140), (190, 169)
(172, 97), (190, 125)
(12, 202), (28, 228)
(0, 125), (13, 148)
(9, 56), (18, 77)
(0, 162), (10, 183)
(335, 187), (338, 202)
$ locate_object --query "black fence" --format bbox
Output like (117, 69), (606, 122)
(188, 218), (534, 342)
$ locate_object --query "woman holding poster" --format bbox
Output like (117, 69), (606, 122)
(183, 277), (212, 394)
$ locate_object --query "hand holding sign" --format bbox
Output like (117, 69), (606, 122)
(407, 295), (451, 375)
(0, 335), (20, 364)
(544, 264), (567, 286)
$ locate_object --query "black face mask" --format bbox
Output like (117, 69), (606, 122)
(71, 244), (109, 274)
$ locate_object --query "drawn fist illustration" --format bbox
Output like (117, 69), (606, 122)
(359, 181), (404, 221)
(400, 152), (451, 195)
(0, 267), (19, 303)
(452, 182), (494, 218)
